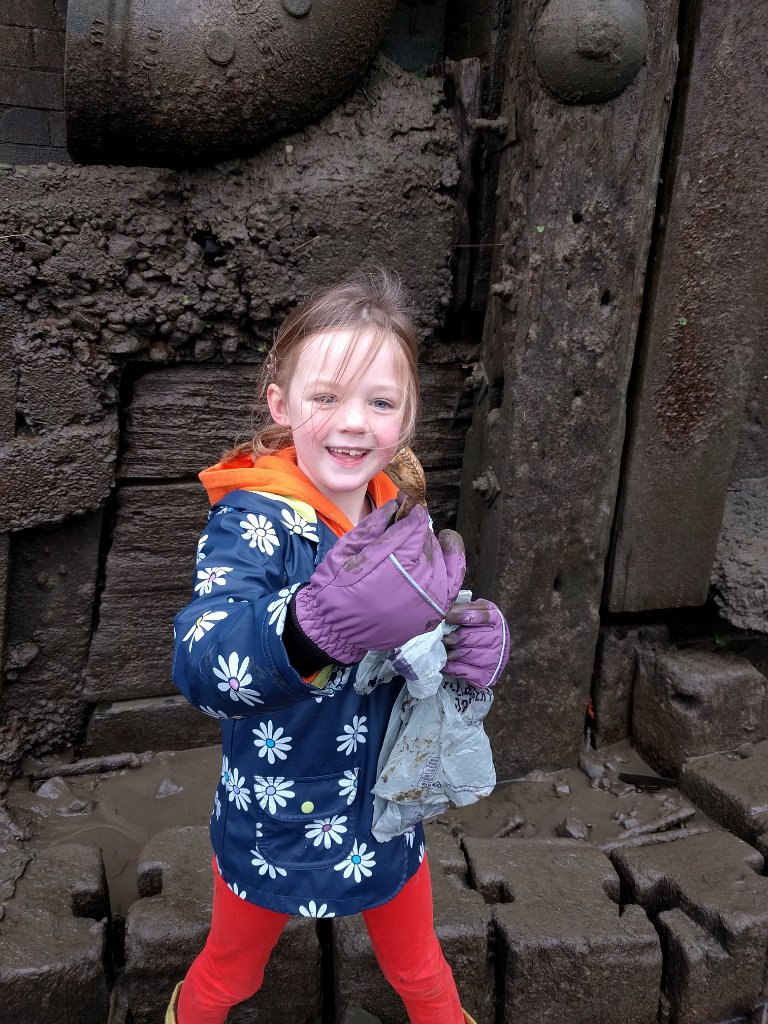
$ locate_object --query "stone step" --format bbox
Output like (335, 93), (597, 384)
(463, 836), (662, 1024)
(611, 828), (768, 1022)
(124, 826), (322, 1024)
(0, 842), (111, 1024)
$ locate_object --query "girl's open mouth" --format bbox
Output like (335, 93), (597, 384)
(326, 447), (370, 465)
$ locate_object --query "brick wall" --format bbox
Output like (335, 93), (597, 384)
(0, 0), (70, 165)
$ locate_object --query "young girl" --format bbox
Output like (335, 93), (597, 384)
(168, 271), (510, 1024)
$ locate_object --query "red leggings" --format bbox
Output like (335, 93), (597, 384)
(177, 857), (464, 1024)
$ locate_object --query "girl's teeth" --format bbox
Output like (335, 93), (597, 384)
(330, 448), (367, 456)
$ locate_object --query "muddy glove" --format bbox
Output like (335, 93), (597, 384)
(284, 500), (465, 673)
(443, 598), (510, 689)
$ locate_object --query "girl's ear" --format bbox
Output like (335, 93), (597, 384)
(266, 383), (290, 427)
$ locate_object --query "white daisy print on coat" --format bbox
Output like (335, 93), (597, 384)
(196, 534), (209, 563)
(305, 814), (348, 849)
(314, 665), (351, 703)
(252, 721), (292, 764)
(221, 756), (232, 788)
(213, 652), (264, 706)
(250, 846), (287, 879)
(281, 508), (320, 543)
(419, 842), (425, 864)
(240, 513), (279, 555)
(403, 826), (415, 848)
(334, 840), (375, 883)
(227, 768), (252, 811)
(200, 705), (237, 720)
(182, 609), (228, 651)
(253, 776), (295, 815)
(267, 584), (300, 637)
(214, 791), (222, 820)
(338, 768), (359, 806)
(299, 901), (335, 918)
(337, 715), (367, 755)
(228, 881), (247, 899)
(194, 565), (234, 596)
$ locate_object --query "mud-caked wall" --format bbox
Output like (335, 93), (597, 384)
(0, 58), (476, 780)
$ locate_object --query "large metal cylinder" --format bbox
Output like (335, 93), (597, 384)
(64, 0), (396, 166)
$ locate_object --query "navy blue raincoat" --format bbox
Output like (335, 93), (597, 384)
(172, 489), (424, 917)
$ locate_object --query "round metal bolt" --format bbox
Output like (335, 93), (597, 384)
(281, 0), (312, 16)
(204, 28), (236, 65)
(532, 0), (649, 105)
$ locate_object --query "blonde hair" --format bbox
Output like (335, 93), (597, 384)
(227, 269), (420, 460)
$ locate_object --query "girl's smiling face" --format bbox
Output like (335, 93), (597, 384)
(266, 329), (407, 524)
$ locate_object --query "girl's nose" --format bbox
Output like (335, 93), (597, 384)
(337, 401), (367, 432)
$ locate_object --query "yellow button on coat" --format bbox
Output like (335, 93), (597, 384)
(300, 801), (314, 813)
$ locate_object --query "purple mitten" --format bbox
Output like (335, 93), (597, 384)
(292, 501), (465, 666)
(443, 598), (510, 689)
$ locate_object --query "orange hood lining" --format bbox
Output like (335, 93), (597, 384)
(198, 446), (398, 538)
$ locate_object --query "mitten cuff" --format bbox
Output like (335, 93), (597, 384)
(282, 588), (336, 676)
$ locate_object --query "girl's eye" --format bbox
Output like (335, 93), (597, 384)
(312, 394), (337, 406)
(372, 398), (396, 411)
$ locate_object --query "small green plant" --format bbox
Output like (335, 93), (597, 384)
(713, 632), (730, 649)
(536, 225), (545, 233)
(182, 294), (190, 306)
(677, 315), (687, 326)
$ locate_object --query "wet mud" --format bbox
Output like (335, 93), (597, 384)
(4, 738), (711, 918)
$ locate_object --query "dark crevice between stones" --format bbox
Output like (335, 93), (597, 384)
(488, 917), (506, 1024)
(317, 917), (336, 1024)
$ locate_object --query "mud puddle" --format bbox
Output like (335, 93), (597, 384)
(4, 739), (710, 918)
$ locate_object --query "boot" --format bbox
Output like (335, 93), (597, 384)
(463, 1011), (478, 1024)
(165, 982), (182, 1024)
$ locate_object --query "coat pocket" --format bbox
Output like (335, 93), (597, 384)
(251, 768), (359, 871)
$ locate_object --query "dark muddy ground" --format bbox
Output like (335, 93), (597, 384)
(4, 738), (709, 918)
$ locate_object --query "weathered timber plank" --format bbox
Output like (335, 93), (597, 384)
(607, 2), (768, 610)
(82, 483), (209, 702)
(457, 0), (679, 773)
(121, 362), (471, 527)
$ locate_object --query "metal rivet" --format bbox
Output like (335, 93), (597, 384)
(204, 28), (236, 66)
(281, 0), (312, 17)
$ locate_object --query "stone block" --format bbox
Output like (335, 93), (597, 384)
(32, 28), (65, 71)
(657, 907), (745, 1024)
(381, 0), (447, 71)
(0, 141), (69, 165)
(4, 0), (66, 29)
(0, 26), (33, 68)
(0, 68), (63, 109)
(711, 477), (768, 633)
(125, 826), (322, 1024)
(633, 647), (768, 775)
(590, 622), (669, 747)
(82, 482), (208, 703)
(463, 837), (661, 1023)
(333, 827), (493, 1024)
(680, 740), (768, 848)
(48, 108), (65, 147)
(84, 695), (220, 757)
(611, 829), (768, 1021)
(0, 842), (110, 1024)
(0, 105), (49, 144)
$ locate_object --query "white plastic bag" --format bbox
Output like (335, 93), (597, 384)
(355, 592), (497, 842)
